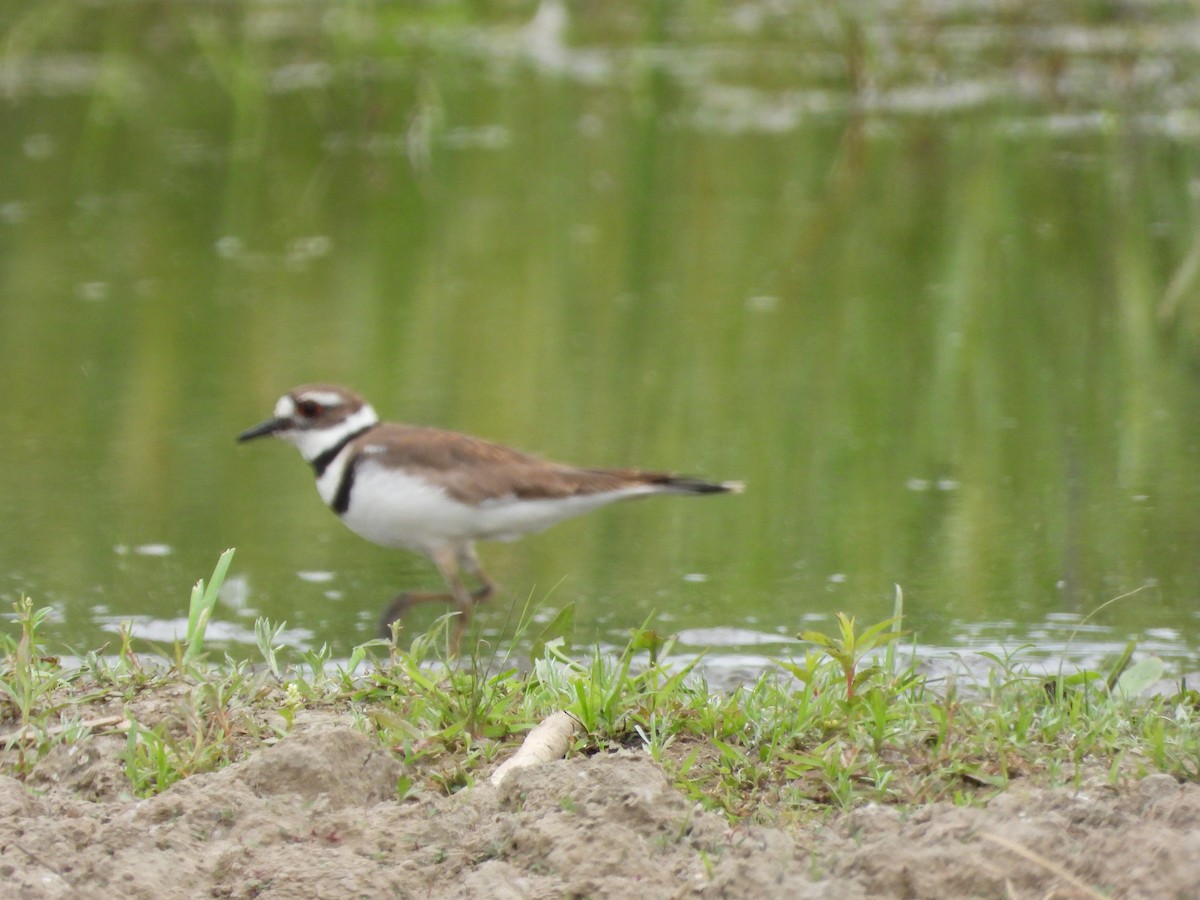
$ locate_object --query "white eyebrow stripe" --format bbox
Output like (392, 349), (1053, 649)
(298, 390), (349, 407)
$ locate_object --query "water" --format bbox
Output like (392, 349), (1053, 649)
(4, 1), (1200, 676)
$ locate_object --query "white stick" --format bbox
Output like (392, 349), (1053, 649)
(489, 711), (580, 786)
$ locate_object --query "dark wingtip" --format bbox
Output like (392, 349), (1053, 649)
(662, 476), (745, 495)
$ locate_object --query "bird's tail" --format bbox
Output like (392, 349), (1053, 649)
(646, 474), (745, 495)
(576, 467), (745, 497)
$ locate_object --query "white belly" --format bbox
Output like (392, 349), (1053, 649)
(320, 458), (649, 552)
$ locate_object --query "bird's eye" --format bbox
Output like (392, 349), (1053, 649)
(297, 400), (323, 417)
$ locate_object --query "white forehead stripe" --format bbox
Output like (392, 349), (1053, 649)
(301, 390), (350, 407)
(274, 395), (296, 417)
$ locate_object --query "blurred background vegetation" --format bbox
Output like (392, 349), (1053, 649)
(3, 1), (1200, 670)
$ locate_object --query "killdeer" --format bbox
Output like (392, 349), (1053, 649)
(237, 384), (743, 649)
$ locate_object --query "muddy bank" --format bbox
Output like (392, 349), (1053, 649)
(1, 714), (1196, 898)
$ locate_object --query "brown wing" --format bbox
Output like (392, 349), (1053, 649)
(348, 425), (655, 504)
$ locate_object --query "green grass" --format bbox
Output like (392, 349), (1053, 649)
(1, 554), (1198, 821)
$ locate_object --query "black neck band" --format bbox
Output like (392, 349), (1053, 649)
(310, 424), (375, 478)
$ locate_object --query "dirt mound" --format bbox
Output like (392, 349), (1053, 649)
(821, 775), (1200, 899)
(2, 717), (1198, 898)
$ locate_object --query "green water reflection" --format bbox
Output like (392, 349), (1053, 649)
(3, 2), (1200, 668)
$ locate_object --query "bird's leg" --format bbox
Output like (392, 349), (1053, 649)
(457, 543), (495, 606)
(430, 546), (478, 653)
(378, 588), (456, 640)
(376, 545), (495, 649)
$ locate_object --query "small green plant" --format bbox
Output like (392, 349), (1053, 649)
(119, 673), (261, 798)
(182, 548), (236, 667)
(254, 617), (288, 679)
(123, 720), (181, 796)
(528, 601), (574, 665)
(0, 597), (62, 774)
(797, 612), (905, 701)
(0, 597), (57, 724)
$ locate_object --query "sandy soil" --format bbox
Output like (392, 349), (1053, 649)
(2, 713), (1198, 899)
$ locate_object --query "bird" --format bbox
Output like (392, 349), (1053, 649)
(237, 384), (743, 650)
